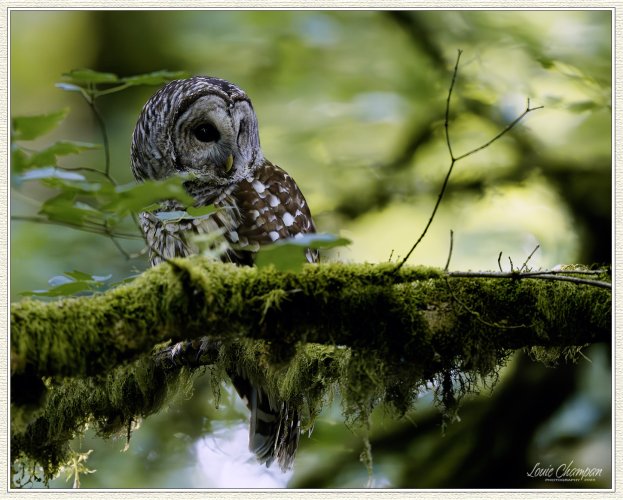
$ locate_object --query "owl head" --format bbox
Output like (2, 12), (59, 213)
(131, 77), (265, 187)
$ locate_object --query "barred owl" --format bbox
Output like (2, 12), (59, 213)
(131, 77), (317, 471)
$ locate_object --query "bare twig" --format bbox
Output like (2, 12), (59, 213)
(393, 50), (543, 273)
(11, 215), (142, 240)
(444, 230), (454, 272)
(454, 98), (544, 162)
(444, 49), (463, 161)
(87, 100), (112, 179)
(520, 245), (540, 272)
(525, 269), (609, 276)
(447, 270), (611, 290)
(103, 223), (134, 260)
(55, 165), (116, 183)
(497, 252), (504, 272)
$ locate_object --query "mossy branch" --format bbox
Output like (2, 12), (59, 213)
(10, 257), (610, 485)
(11, 258), (611, 380)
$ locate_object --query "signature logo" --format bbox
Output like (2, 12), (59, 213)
(527, 460), (603, 482)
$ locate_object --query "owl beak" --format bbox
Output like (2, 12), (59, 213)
(225, 154), (234, 173)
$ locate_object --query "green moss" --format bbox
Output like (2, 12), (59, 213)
(11, 355), (199, 485)
(9, 259), (611, 485)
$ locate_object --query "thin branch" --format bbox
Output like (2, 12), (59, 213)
(55, 165), (116, 184)
(447, 270), (611, 290)
(392, 51), (543, 274)
(520, 245), (540, 272)
(444, 230), (454, 272)
(11, 215), (142, 240)
(497, 252), (504, 272)
(93, 83), (133, 99)
(87, 100), (111, 178)
(444, 49), (462, 161)
(454, 98), (544, 162)
(103, 223), (133, 260)
(131, 212), (148, 247)
(524, 269), (609, 276)
(11, 189), (44, 209)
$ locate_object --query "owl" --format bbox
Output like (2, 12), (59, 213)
(131, 77), (318, 472)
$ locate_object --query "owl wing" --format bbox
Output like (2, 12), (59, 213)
(231, 160), (319, 263)
(140, 160), (316, 470)
(224, 161), (316, 471)
(141, 161), (317, 266)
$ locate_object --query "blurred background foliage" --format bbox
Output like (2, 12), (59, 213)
(10, 9), (611, 488)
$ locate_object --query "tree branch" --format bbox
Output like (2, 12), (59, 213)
(10, 258), (610, 485)
(11, 215), (143, 240)
(11, 258), (611, 380)
(447, 270), (611, 289)
(393, 51), (543, 273)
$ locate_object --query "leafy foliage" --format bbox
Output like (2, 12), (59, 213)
(11, 69), (196, 296)
(20, 270), (114, 297)
(12, 108), (70, 141)
(57, 69), (190, 100)
(11, 67), (349, 297)
(256, 233), (351, 271)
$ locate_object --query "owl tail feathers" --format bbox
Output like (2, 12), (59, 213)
(230, 373), (300, 472)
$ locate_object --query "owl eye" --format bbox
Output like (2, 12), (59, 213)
(193, 123), (220, 143)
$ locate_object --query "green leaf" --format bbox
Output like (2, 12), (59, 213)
(115, 274), (140, 286)
(64, 270), (112, 282)
(20, 270), (117, 297)
(255, 245), (309, 272)
(11, 145), (30, 173)
(11, 141), (100, 174)
(154, 205), (216, 222)
(28, 140), (101, 167)
(186, 205), (217, 217)
(17, 167), (86, 182)
(283, 233), (352, 250)
(91, 274), (113, 282)
(154, 210), (191, 221)
(121, 70), (190, 86)
(105, 178), (194, 215)
(256, 233), (351, 272)
(12, 108), (69, 141)
(21, 281), (94, 297)
(63, 270), (95, 281)
(62, 69), (119, 84)
(55, 82), (85, 93)
(38, 177), (104, 194)
(39, 193), (105, 226)
(21, 270), (107, 297)
(48, 275), (74, 287)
